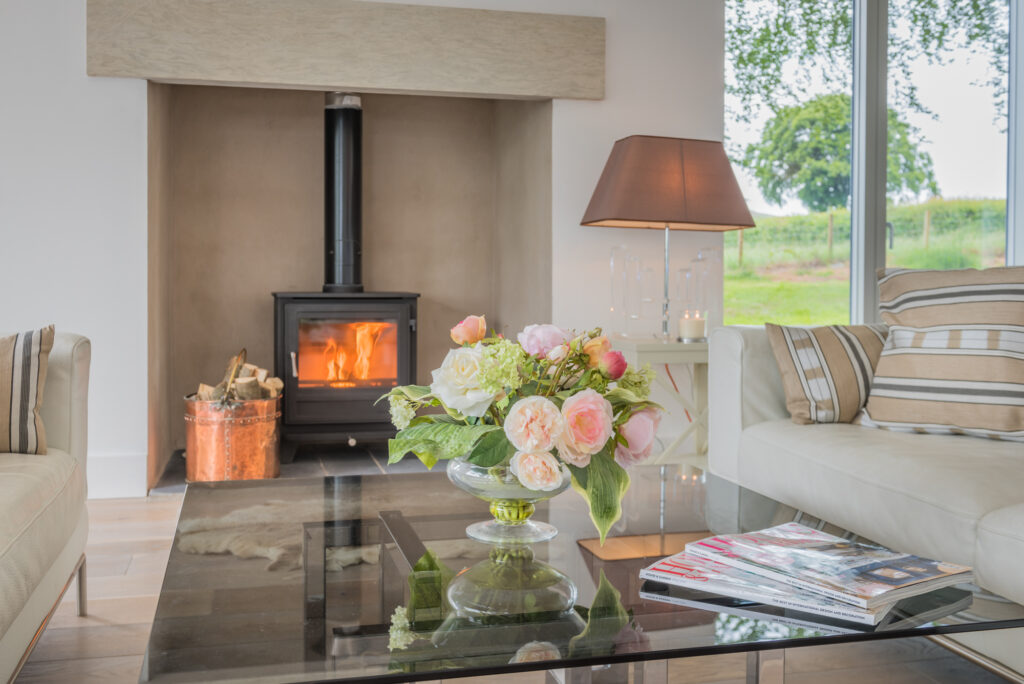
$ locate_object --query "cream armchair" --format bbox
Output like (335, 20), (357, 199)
(0, 332), (90, 683)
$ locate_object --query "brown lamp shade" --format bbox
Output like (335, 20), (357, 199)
(581, 135), (755, 231)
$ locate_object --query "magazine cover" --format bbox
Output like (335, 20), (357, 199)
(639, 551), (890, 624)
(639, 581), (973, 637)
(684, 522), (972, 609)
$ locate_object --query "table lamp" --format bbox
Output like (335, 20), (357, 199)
(581, 135), (755, 339)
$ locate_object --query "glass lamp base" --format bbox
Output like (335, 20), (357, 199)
(465, 519), (559, 545)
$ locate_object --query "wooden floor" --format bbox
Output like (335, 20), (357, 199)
(16, 495), (1010, 684)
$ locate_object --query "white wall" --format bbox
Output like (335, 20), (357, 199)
(367, 0), (727, 334)
(0, 0), (148, 498)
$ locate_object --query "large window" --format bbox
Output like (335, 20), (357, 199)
(724, 0), (1012, 325)
(885, 1), (1009, 271)
(724, 1), (853, 325)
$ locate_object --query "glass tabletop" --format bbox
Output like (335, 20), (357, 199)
(141, 465), (1024, 683)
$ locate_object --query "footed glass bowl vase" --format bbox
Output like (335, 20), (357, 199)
(446, 455), (570, 544)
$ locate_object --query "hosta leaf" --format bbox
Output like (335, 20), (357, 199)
(568, 570), (629, 658)
(464, 429), (515, 468)
(567, 446), (630, 544)
(388, 421), (502, 469)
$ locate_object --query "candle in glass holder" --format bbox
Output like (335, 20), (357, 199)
(678, 312), (705, 341)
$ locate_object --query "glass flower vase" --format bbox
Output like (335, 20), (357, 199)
(446, 455), (570, 544)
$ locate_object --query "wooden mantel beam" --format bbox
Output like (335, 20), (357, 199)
(87, 0), (605, 100)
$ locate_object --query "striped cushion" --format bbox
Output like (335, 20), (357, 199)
(0, 325), (55, 454)
(766, 323), (888, 424)
(862, 266), (1024, 441)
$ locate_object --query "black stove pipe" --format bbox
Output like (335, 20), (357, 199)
(324, 92), (363, 293)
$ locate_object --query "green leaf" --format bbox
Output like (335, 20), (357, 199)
(407, 550), (455, 632)
(464, 429), (515, 468)
(567, 447), (630, 544)
(376, 384), (433, 406)
(388, 421), (502, 469)
(568, 570), (629, 658)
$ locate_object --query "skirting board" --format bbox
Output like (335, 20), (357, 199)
(86, 451), (148, 499)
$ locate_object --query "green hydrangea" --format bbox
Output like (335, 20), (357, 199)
(618, 363), (655, 399)
(478, 339), (527, 395)
(388, 394), (416, 430)
(388, 605), (415, 651)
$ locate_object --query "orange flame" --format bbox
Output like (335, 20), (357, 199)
(321, 322), (390, 386)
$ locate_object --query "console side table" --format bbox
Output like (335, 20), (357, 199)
(611, 336), (708, 469)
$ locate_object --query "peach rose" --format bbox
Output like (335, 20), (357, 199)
(451, 315), (487, 345)
(557, 389), (613, 466)
(510, 451), (564, 491)
(614, 407), (662, 467)
(517, 324), (571, 358)
(504, 396), (564, 453)
(582, 336), (612, 368)
(600, 350), (627, 380)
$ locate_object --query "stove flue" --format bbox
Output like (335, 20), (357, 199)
(324, 92), (363, 293)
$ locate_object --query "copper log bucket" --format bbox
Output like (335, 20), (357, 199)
(184, 395), (281, 482)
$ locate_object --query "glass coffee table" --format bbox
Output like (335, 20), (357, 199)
(141, 466), (1024, 683)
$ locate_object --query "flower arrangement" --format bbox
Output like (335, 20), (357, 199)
(382, 315), (662, 542)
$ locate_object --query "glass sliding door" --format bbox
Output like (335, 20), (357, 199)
(884, 1), (1010, 272)
(724, 1), (854, 325)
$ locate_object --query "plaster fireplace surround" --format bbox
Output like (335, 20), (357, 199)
(85, 0), (606, 485)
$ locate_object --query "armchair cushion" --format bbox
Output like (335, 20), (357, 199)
(0, 325), (55, 454)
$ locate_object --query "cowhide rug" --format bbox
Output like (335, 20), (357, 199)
(176, 499), (480, 571)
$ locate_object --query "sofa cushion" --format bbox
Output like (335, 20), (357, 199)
(737, 420), (1024, 574)
(975, 504), (1024, 605)
(0, 325), (55, 454)
(863, 266), (1024, 441)
(0, 448), (86, 639)
(765, 323), (888, 424)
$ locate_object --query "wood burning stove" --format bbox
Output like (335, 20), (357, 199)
(273, 292), (417, 462)
(274, 93), (419, 461)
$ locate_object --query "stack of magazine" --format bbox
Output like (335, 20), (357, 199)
(639, 522), (973, 633)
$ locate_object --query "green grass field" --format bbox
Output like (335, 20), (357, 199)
(723, 199), (1006, 325)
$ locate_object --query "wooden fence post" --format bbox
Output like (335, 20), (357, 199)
(738, 230), (744, 267)
(827, 211), (834, 260)
(923, 208), (931, 249)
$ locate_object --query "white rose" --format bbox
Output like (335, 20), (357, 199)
(429, 345), (497, 418)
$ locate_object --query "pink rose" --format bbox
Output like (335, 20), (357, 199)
(614, 408), (662, 467)
(582, 336), (611, 368)
(557, 389), (613, 467)
(517, 324), (571, 358)
(451, 315), (487, 345)
(504, 396), (564, 453)
(510, 451), (564, 491)
(600, 350), (627, 380)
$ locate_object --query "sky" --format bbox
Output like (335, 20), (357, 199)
(726, 32), (1008, 217)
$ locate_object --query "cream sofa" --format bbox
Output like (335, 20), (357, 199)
(0, 332), (90, 682)
(708, 325), (1024, 677)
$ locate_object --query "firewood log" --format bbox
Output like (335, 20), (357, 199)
(196, 383), (217, 401)
(234, 376), (263, 400)
(239, 363), (259, 378)
(221, 349), (247, 402)
(255, 367), (269, 383)
(258, 381), (276, 398)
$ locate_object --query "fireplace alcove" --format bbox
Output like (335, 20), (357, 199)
(148, 85), (554, 482)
